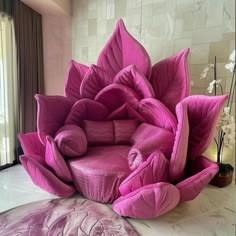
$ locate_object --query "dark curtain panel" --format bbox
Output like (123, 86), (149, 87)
(0, 0), (14, 17)
(14, 0), (44, 133)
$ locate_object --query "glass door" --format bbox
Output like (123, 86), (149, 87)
(0, 15), (17, 167)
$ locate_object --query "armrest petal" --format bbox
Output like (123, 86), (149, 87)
(176, 156), (218, 202)
(20, 155), (76, 197)
(45, 136), (73, 182)
(120, 151), (169, 196)
(113, 182), (180, 219)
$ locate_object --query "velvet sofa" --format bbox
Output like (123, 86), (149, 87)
(18, 19), (227, 219)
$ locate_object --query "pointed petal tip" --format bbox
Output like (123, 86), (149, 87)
(116, 18), (125, 29)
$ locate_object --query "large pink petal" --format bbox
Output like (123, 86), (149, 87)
(113, 65), (155, 99)
(64, 60), (89, 102)
(35, 95), (73, 145)
(169, 102), (189, 182)
(20, 155), (76, 197)
(182, 95), (228, 159)
(176, 156), (218, 202)
(65, 99), (109, 126)
(150, 48), (190, 114)
(80, 65), (113, 99)
(97, 19), (151, 79)
(139, 98), (177, 133)
(45, 136), (73, 182)
(18, 132), (46, 166)
(113, 182), (180, 219)
(95, 84), (140, 112)
(120, 151), (169, 196)
(106, 103), (145, 122)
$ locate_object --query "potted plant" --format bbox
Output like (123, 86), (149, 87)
(200, 49), (235, 187)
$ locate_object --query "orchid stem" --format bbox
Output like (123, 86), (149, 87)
(214, 56), (217, 96)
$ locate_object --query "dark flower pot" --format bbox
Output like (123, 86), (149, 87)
(210, 170), (233, 187)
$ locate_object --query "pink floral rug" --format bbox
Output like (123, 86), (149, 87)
(0, 198), (138, 235)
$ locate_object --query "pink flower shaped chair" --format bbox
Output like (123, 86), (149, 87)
(18, 19), (227, 219)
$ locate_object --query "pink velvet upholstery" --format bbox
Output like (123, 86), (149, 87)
(35, 95), (73, 145)
(20, 155), (76, 197)
(169, 102), (189, 182)
(176, 156), (219, 202)
(139, 98), (177, 133)
(64, 60), (89, 102)
(65, 99), (109, 126)
(113, 182), (180, 219)
(69, 146), (131, 203)
(45, 136), (73, 182)
(128, 124), (174, 170)
(83, 120), (114, 146)
(182, 95), (228, 159)
(114, 120), (139, 144)
(150, 48), (190, 114)
(107, 103), (145, 122)
(18, 132), (46, 166)
(55, 125), (87, 157)
(80, 65), (113, 99)
(95, 84), (140, 111)
(120, 151), (169, 195)
(97, 19), (151, 79)
(18, 19), (227, 220)
(113, 65), (155, 99)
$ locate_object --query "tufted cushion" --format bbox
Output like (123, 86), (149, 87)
(114, 120), (139, 145)
(83, 120), (114, 146)
(55, 125), (87, 157)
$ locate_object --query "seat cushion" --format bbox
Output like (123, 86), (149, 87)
(68, 146), (131, 203)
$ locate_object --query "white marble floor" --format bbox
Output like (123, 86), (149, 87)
(0, 165), (235, 236)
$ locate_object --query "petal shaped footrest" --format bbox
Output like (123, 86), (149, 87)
(113, 182), (180, 219)
(20, 155), (76, 198)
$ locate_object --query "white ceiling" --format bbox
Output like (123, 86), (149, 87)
(21, 0), (71, 16)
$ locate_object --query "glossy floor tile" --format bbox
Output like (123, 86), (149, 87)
(0, 165), (235, 236)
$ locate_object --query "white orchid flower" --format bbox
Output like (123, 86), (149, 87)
(225, 62), (235, 72)
(225, 49), (235, 72)
(223, 106), (230, 113)
(207, 79), (221, 93)
(229, 49), (235, 62)
(200, 64), (214, 79)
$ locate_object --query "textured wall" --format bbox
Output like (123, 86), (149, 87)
(72, 0), (235, 95)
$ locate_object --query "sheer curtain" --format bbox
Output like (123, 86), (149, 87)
(0, 14), (18, 166)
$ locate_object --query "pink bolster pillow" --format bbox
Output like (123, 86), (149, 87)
(113, 120), (139, 145)
(83, 120), (139, 146)
(83, 120), (114, 146)
(54, 125), (87, 157)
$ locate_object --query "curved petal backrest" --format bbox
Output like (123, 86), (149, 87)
(139, 98), (177, 133)
(65, 98), (109, 126)
(182, 95), (228, 159)
(150, 48), (190, 114)
(97, 19), (151, 79)
(64, 60), (89, 102)
(80, 65), (113, 99)
(35, 95), (73, 145)
(95, 84), (140, 112)
(113, 65), (155, 99)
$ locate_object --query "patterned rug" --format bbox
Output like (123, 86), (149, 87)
(0, 198), (139, 236)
